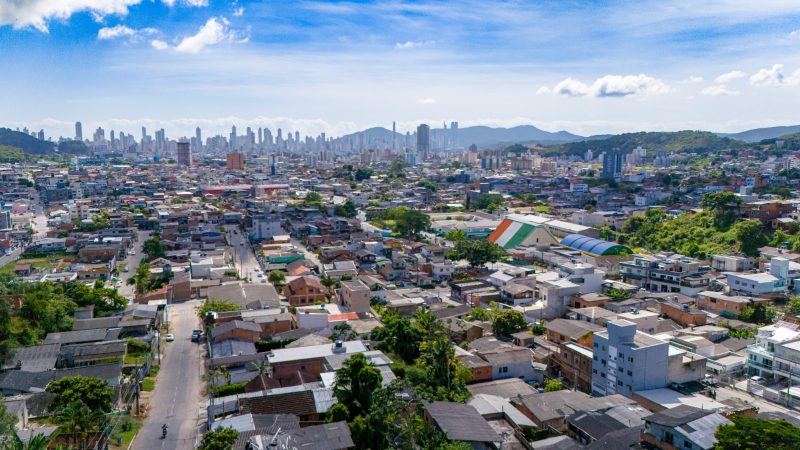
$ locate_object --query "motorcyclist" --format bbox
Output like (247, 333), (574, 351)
(162, 424), (168, 438)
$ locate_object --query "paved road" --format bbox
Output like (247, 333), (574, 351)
(226, 225), (262, 282)
(117, 230), (151, 299)
(290, 237), (322, 271)
(132, 300), (205, 450)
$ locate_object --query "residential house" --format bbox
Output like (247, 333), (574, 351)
(641, 405), (731, 450)
(285, 276), (327, 307)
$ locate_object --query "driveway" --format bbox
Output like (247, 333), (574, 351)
(132, 300), (206, 450)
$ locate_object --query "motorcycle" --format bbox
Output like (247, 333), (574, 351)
(162, 424), (168, 439)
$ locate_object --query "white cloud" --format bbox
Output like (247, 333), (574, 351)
(175, 17), (238, 54)
(232, 7), (244, 17)
(161, 0), (208, 6)
(417, 98), (436, 104)
(396, 40), (434, 49)
(0, 0), (143, 32)
(97, 24), (133, 39)
(790, 29), (800, 39)
(688, 76), (703, 83)
(713, 70), (746, 83)
(750, 64), (786, 86)
(549, 74), (670, 97)
(701, 85), (739, 96)
(150, 39), (168, 50)
(535, 86), (551, 95)
(97, 24), (156, 41)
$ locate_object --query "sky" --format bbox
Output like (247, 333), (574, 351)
(1, 0), (800, 139)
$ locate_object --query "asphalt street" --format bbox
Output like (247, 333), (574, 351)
(132, 300), (205, 450)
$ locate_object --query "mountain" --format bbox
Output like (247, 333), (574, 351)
(454, 125), (583, 147)
(0, 128), (55, 155)
(718, 125), (800, 143)
(337, 124), (584, 148)
(540, 130), (743, 156)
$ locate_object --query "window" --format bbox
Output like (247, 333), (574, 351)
(499, 367), (508, 374)
(627, 370), (633, 376)
(617, 380), (623, 386)
(664, 432), (674, 445)
(618, 367), (623, 373)
(594, 342), (598, 348)
(628, 357), (634, 363)
(683, 440), (693, 449)
(593, 369), (598, 374)
(601, 373), (606, 378)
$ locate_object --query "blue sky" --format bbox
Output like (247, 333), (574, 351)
(1, 0), (800, 139)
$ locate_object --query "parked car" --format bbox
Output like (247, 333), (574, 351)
(166, 333), (174, 342)
(191, 329), (202, 342)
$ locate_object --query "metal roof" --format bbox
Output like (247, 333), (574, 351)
(560, 234), (632, 256)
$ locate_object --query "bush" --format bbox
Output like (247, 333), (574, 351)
(210, 382), (247, 397)
(127, 338), (149, 355)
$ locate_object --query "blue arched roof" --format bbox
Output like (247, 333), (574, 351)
(559, 234), (632, 256)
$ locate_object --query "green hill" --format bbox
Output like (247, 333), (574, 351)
(0, 128), (55, 155)
(759, 133), (800, 151)
(0, 145), (29, 162)
(540, 130), (743, 156)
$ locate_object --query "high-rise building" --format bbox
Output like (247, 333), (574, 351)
(602, 148), (623, 180)
(37, 129), (44, 141)
(75, 122), (83, 141)
(195, 127), (202, 152)
(416, 124), (430, 160)
(226, 152), (244, 171)
(176, 141), (192, 167)
(450, 121), (458, 148)
(230, 126), (237, 150)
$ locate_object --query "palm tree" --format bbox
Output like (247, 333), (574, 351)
(204, 366), (231, 387)
(333, 353), (381, 418)
(54, 400), (100, 449)
(0, 433), (52, 450)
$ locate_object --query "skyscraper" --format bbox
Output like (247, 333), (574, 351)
(416, 124), (430, 160)
(195, 127), (202, 152)
(75, 122), (82, 141)
(230, 126), (237, 150)
(602, 148), (623, 180)
(450, 121), (458, 148)
(177, 141), (192, 167)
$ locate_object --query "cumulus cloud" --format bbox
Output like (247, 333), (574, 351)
(713, 70), (746, 84)
(233, 7), (244, 17)
(547, 74), (670, 98)
(748, 64), (800, 87)
(701, 85), (740, 96)
(175, 17), (241, 54)
(790, 29), (800, 39)
(97, 24), (156, 41)
(150, 39), (168, 50)
(417, 98), (436, 104)
(396, 40), (434, 49)
(688, 76), (703, 83)
(0, 0), (143, 32)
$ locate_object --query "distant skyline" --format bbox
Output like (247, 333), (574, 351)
(2, 1), (800, 138)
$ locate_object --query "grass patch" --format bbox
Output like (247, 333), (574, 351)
(0, 256), (61, 276)
(141, 378), (155, 392)
(149, 364), (160, 377)
(109, 416), (142, 449)
(123, 353), (148, 366)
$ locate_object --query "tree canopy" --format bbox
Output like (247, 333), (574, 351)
(447, 238), (506, 268)
(714, 417), (800, 450)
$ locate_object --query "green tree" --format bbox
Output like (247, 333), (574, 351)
(142, 235), (166, 261)
(303, 191), (322, 207)
(0, 400), (18, 437)
(417, 179), (438, 192)
(787, 297), (800, 315)
(378, 207), (431, 238)
(544, 379), (564, 392)
(197, 300), (241, 319)
(267, 270), (286, 290)
(701, 192), (742, 228)
(739, 304), (777, 324)
(354, 167), (374, 181)
(46, 376), (114, 412)
(371, 312), (422, 364)
(732, 220), (768, 257)
(444, 229), (467, 242)
(714, 417), (800, 450)
(0, 432), (53, 450)
(333, 199), (357, 218)
(199, 426), (238, 450)
(53, 400), (102, 449)
(333, 353), (382, 419)
(492, 309), (527, 337)
(447, 239), (505, 268)
(471, 193), (505, 211)
(325, 403), (350, 423)
(607, 288), (633, 301)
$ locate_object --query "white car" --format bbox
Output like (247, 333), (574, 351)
(129, 250), (136, 255)
(165, 333), (175, 342)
